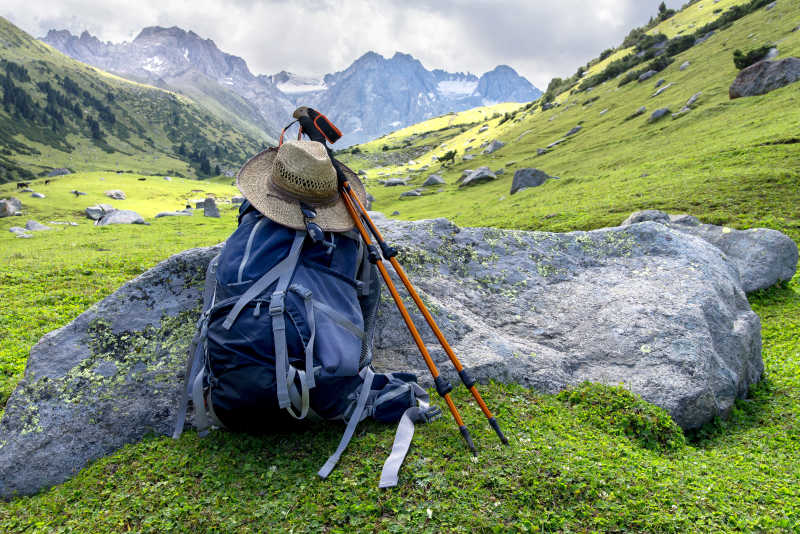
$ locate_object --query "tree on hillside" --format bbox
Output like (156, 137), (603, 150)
(214, 164), (221, 176)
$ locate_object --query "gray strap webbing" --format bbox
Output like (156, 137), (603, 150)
(192, 368), (210, 437)
(271, 231), (307, 410)
(285, 366), (310, 419)
(173, 254), (220, 439)
(312, 300), (365, 339)
(290, 284), (316, 389)
(379, 383), (431, 488)
(237, 218), (265, 283)
(318, 368), (375, 479)
(222, 231), (306, 330)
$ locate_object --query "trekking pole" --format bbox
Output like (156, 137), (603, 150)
(341, 181), (509, 446)
(338, 186), (477, 455)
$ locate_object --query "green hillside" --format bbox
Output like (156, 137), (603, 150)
(0, 17), (268, 183)
(1, 0), (799, 531)
(340, 0), (799, 237)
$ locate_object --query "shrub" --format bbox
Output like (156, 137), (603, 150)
(665, 35), (696, 56)
(733, 45), (772, 70)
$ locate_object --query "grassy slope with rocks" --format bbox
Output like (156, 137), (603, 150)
(0, 17), (268, 183)
(0, 1), (799, 531)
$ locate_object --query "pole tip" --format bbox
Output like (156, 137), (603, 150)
(489, 417), (509, 445)
(459, 425), (477, 455)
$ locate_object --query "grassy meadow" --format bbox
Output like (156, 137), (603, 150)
(0, 0), (799, 531)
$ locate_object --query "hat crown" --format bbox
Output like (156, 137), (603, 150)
(272, 140), (337, 203)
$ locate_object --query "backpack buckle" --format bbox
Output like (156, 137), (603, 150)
(269, 291), (286, 316)
(421, 406), (442, 424)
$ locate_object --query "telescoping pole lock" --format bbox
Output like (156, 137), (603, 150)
(292, 106), (510, 452)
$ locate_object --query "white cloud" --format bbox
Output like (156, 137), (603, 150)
(2, 0), (683, 88)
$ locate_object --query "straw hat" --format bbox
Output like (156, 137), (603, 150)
(236, 140), (366, 232)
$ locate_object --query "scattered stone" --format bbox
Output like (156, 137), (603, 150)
(21, 188), (33, 193)
(96, 210), (146, 226)
(655, 78), (666, 88)
(627, 106), (647, 120)
(537, 148), (549, 156)
(766, 1), (776, 10)
(459, 167), (497, 188)
(384, 179), (408, 187)
(621, 209), (798, 292)
(517, 129), (533, 141)
(546, 138), (567, 149)
(649, 108), (671, 122)
(203, 198), (220, 218)
(391, 210), (400, 216)
(686, 92), (703, 107)
(495, 169), (505, 176)
(652, 83), (673, 97)
(365, 193), (374, 210)
(0, 198), (22, 217)
(8, 226), (28, 236)
(565, 126), (582, 137)
(695, 31), (715, 45)
(47, 221), (78, 226)
(765, 47), (779, 60)
(423, 174), (445, 186)
(46, 168), (71, 177)
(30, 192), (45, 199)
(510, 168), (553, 195)
(463, 154), (475, 161)
(105, 190), (126, 200)
(163, 176), (172, 181)
(231, 196), (245, 205)
(70, 190), (87, 197)
(680, 61), (691, 71)
(483, 140), (505, 154)
(478, 125), (489, 133)
(730, 58), (800, 98)
(358, 170), (367, 177)
(25, 220), (51, 232)
(85, 204), (115, 221)
(154, 211), (193, 218)
(1, 215), (779, 497)
(638, 70), (658, 82)
(599, 109), (609, 115)
(400, 189), (422, 197)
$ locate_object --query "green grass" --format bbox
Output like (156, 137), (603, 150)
(0, 1), (799, 531)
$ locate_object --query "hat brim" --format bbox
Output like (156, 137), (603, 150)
(236, 147), (367, 232)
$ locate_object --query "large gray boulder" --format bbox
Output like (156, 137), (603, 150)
(510, 168), (553, 195)
(85, 204), (115, 221)
(96, 210), (145, 226)
(203, 198), (220, 218)
(0, 198), (22, 218)
(621, 210), (798, 292)
(0, 215), (777, 498)
(459, 167), (497, 188)
(729, 57), (800, 98)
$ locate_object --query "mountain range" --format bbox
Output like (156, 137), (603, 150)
(42, 27), (541, 146)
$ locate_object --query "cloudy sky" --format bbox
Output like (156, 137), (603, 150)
(3, 0), (682, 88)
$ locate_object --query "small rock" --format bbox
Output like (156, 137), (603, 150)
(638, 70), (658, 82)
(630, 106), (647, 119)
(46, 168), (71, 177)
(25, 220), (51, 231)
(483, 140), (505, 154)
(669, 214), (701, 226)
(655, 78), (666, 88)
(463, 154), (475, 161)
(358, 170), (367, 177)
(680, 61), (691, 71)
(8, 226), (27, 235)
(423, 174), (445, 186)
(400, 190), (422, 197)
(478, 125), (489, 133)
(21, 188), (33, 193)
(154, 211), (193, 218)
(510, 168), (553, 195)
(649, 108), (671, 122)
(31, 192), (45, 199)
(0, 198), (23, 217)
(384, 179), (408, 187)
(459, 167), (497, 188)
(565, 126), (582, 137)
(765, 47), (779, 60)
(96, 210), (145, 226)
(652, 83), (673, 97)
(203, 198), (220, 218)
(70, 190), (87, 196)
(365, 193), (374, 210)
(686, 92), (703, 107)
(599, 109), (609, 115)
(766, 1), (776, 10)
(391, 211), (400, 216)
(495, 169), (505, 176)
(546, 138), (567, 149)
(537, 148), (549, 156)
(231, 196), (245, 204)
(105, 190), (126, 200)
(163, 176), (172, 181)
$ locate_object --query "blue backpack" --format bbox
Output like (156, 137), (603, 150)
(173, 201), (439, 487)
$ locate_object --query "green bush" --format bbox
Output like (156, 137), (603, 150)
(733, 45), (772, 70)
